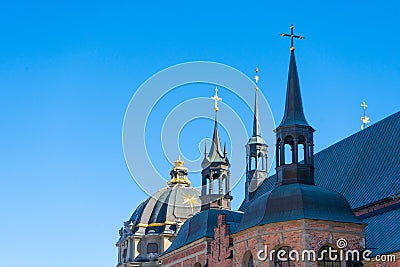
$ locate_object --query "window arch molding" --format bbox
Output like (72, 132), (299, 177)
(273, 245), (295, 267)
(242, 250), (254, 267)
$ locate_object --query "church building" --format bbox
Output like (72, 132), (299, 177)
(117, 26), (400, 267)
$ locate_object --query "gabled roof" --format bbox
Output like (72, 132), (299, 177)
(243, 111), (400, 210)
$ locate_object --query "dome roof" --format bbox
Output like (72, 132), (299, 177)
(128, 184), (201, 235)
(238, 183), (362, 232)
(162, 209), (243, 255)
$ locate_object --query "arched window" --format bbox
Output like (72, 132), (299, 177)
(284, 144), (293, 164)
(276, 138), (281, 167)
(298, 143), (305, 163)
(258, 152), (264, 170)
(222, 174), (227, 194)
(250, 156), (257, 170)
(297, 135), (307, 164)
(318, 246), (341, 267)
(274, 246), (294, 267)
(147, 242), (158, 254)
(283, 136), (294, 164)
(243, 251), (254, 267)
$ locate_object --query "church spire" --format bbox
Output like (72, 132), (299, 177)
(275, 25), (315, 186)
(253, 67), (261, 137)
(208, 87), (223, 159)
(200, 87), (232, 211)
(245, 68), (268, 203)
(279, 24), (309, 127)
(279, 49), (309, 127)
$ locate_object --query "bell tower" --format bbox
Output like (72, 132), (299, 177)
(245, 68), (268, 203)
(200, 87), (232, 211)
(276, 24), (315, 186)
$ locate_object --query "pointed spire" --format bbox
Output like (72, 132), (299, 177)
(209, 112), (223, 158)
(208, 87), (224, 159)
(279, 50), (309, 127)
(275, 25), (315, 187)
(223, 142), (227, 156)
(253, 67), (261, 137)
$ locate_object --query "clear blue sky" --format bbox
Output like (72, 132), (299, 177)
(1, 1), (399, 266)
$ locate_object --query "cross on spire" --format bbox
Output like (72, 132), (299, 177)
(361, 101), (370, 130)
(211, 87), (222, 112)
(254, 67), (259, 89)
(281, 24), (305, 51)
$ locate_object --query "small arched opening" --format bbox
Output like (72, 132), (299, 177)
(274, 246), (295, 267)
(242, 250), (254, 267)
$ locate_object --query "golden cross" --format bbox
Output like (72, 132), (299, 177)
(281, 24), (305, 51)
(211, 87), (222, 112)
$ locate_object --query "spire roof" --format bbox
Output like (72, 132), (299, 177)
(248, 68), (267, 145)
(205, 87), (226, 162)
(253, 68), (261, 137)
(279, 50), (310, 127)
(208, 112), (224, 161)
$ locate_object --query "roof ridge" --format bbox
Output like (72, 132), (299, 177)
(320, 110), (400, 153)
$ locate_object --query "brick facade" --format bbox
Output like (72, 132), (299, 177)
(161, 215), (373, 267)
(209, 215), (234, 267)
(232, 219), (365, 267)
(159, 239), (209, 267)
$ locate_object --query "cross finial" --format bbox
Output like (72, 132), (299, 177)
(360, 101), (370, 130)
(211, 87), (222, 112)
(361, 101), (368, 110)
(281, 24), (305, 51)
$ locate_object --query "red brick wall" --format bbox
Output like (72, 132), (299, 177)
(160, 217), (373, 267)
(159, 241), (208, 267)
(232, 219), (365, 267)
(209, 215), (233, 267)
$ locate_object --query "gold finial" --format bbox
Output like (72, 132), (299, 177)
(210, 86), (222, 112)
(254, 67), (259, 90)
(174, 156), (184, 167)
(169, 156), (191, 185)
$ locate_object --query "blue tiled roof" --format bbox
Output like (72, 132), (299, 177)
(240, 111), (400, 256)
(363, 207), (400, 256)
(246, 111), (400, 210)
(162, 209), (243, 255)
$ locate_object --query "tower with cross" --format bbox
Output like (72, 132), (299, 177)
(245, 67), (268, 204)
(275, 24), (315, 186)
(200, 87), (232, 211)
